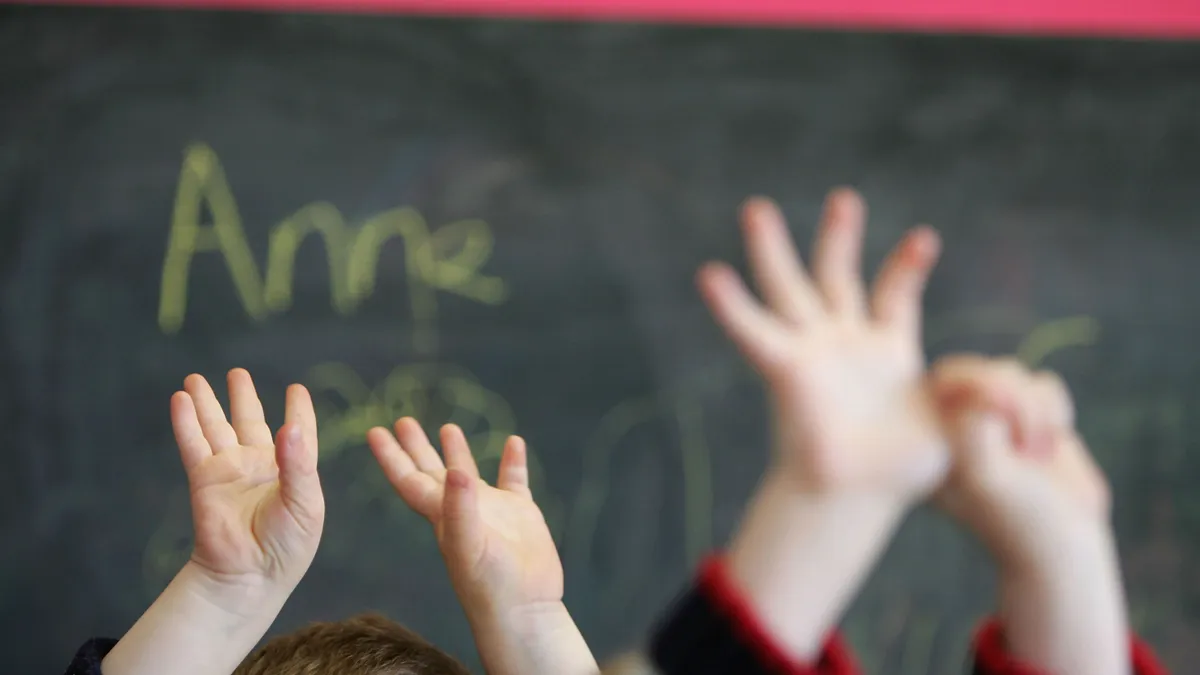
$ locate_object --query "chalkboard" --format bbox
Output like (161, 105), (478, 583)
(2, 7), (1200, 673)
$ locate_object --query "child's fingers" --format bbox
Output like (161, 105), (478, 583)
(497, 435), (533, 498)
(441, 469), (485, 568)
(171, 391), (212, 472)
(930, 355), (998, 407)
(1027, 371), (1075, 458)
(812, 188), (868, 318)
(274, 422), (325, 534)
(741, 197), (823, 325)
(696, 262), (791, 372)
(440, 424), (481, 481)
(368, 426), (442, 519)
(870, 225), (941, 337)
(959, 409), (1012, 476)
(227, 368), (274, 447)
(184, 374), (239, 452)
(368, 426), (418, 479)
(1032, 370), (1075, 431)
(394, 417), (445, 474)
(284, 384), (319, 458)
(931, 356), (1030, 449)
(1008, 370), (1041, 454)
(1059, 434), (1111, 517)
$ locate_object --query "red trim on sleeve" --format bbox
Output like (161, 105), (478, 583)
(697, 556), (860, 675)
(973, 618), (1170, 675)
(1131, 636), (1170, 675)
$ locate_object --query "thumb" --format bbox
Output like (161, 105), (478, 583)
(441, 469), (485, 572)
(275, 423), (325, 535)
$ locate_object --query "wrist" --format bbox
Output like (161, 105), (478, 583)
(100, 563), (292, 675)
(996, 525), (1130, 675)
(176, 560), (294, 623)
(991, 514), (1116, 583)
(466, 601), (597, 675)
(728, 469), (909, 577)
(469, 599), (571, 636)
(726, 470), (907, 661)
(997, 520), (1121, 606)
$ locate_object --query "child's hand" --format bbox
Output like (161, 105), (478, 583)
(698, 189), (946, 497)
(101, 370), (324, 675)
(929, 355), (1129, 675)
(929, 355), (1110, 569)
(698, 189), (947, 662)
(369, 419), (558, 610)
(369, 419), (596, 675)
(175, 369), (325, 591)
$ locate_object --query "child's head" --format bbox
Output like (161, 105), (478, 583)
(233, 613), (470, 675)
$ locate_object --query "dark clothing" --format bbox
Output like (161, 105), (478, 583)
(651, 556), (856, 675)
(63, 639), (117, 675)
(650, 556), (1169, 675)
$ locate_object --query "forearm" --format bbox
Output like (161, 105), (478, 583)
(467, 600), (599, 675)
(726, 470), (906, 662)
(101, 562), (289, 675)
(997, 525), (1130, 675)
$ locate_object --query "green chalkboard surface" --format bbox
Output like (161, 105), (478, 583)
(2, 6), (1200, 673)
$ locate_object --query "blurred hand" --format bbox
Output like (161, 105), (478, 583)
(698, 188), (947, 498)
(930, 355), (1111, 571)
(701, 188), (948, 662)
(930, 355), (1127, 675)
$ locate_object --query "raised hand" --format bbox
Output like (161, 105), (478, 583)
(174, 369), (325, 587)
(368, 418), (559, 610)
(368, 418), (596, 675)
(930, 355), (1110, 551)
(100, 370), (324, 675)
(698, 188), (947, 496)
(692, 189), (950, 662)
(929, 355), (1128, 675)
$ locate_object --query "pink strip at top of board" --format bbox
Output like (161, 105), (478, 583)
(32, 0), (1200, 39)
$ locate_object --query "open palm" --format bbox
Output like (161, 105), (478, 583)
(697, 189), (948, 495)
(368, 418), (562, 609)
(174, 369), (325, 585)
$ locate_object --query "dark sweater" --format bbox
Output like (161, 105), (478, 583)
(649, 556), (1170, 675)
(63, 639), (117, 675)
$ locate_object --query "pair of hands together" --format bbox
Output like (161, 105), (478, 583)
(706, 189), (1109, 555)
(705, 190), (1124, 675)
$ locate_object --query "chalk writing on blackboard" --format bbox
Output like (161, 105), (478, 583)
(157, 143), (507, 353)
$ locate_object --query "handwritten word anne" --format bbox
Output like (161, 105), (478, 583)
(158, 144), (508, 350)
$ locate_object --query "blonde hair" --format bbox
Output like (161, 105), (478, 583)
(233, 613), (470, 675)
